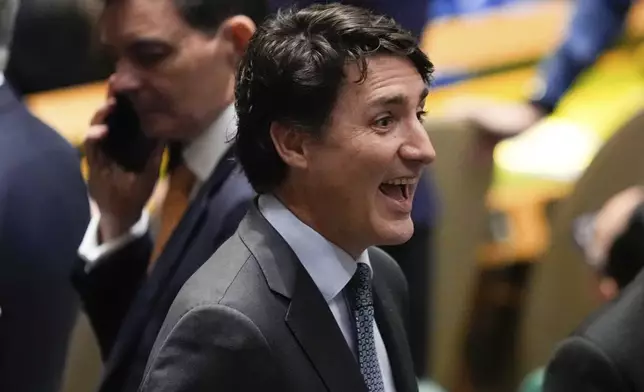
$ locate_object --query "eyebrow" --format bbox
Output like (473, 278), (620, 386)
(371, 87), (430, 107)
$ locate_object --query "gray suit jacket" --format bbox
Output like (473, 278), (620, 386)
(543, 268), (644, 392)
(138, 201), (418, 392)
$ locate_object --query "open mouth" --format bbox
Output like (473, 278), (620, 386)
(378, 177), (417, 202)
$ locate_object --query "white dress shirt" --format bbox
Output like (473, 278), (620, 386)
(78, 104), (237, 265)
(258, 194), (397, 392)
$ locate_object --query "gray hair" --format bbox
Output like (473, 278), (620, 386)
(0, 0), (18, 72)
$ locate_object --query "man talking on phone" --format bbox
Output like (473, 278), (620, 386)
(73, 1), (265, 391)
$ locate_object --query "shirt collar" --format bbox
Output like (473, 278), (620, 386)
(258, 193), (372, 302)
(0, 72), (5, 86)
(182, 104), (236, 182)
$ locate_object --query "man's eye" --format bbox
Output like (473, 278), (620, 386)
(128, 42), (172, 67)
(134, 50), (168, 67)
(417, 110), (428, 121)
(374, 116), (394, 128)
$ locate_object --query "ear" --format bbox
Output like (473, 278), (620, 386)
(220, 15), (256, 65)
(270, 122), (309, 170)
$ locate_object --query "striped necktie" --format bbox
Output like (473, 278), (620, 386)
(349, 263), (385, 392)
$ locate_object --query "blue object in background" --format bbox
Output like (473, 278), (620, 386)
(430, 0), (525, 19)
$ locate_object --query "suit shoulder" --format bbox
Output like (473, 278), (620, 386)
(572, 277), (644, 387)
(0, 109), (78, 178)
(0, 104), (75, 153)
(174, 234), (253, 306)
(142, 300), (274, 392)
(165, 232), (269, 326)
(544, 335), (630, 392)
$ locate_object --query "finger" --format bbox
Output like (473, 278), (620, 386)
(84, 124), (108, 164)
(90, 99), (116, 126)
(103, 160), (129, 187)
(85, 129), (112, 173)
(86, 124), (108, 142)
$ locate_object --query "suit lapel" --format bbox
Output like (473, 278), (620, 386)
(105, 150), (238, 379)
(373, 274), (418, 392)
(285, 265), (368, 392)
(240, 205), (367, 392)
(151, 151), (238, 273)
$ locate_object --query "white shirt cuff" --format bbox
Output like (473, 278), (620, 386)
(78, 210), (150, 271)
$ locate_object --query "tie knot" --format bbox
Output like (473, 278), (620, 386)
(355, 262), (371, 282)
(350, 262), (373, 308)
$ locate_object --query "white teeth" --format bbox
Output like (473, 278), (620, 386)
(383, 177), (417, 185)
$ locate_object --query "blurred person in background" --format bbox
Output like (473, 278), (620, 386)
(520, 186), (644, 392)
(0, 0), (91, 391)
(138, 4), (433, 391)
(268, 0), (436, 380)
(72, 0), (265, 391)
(575, 187), (644, 303)
(446, 0), (633, 139)
(438, 1), (644, 389)
(541, 186), (644, 391)
(5, 0), (111, 96)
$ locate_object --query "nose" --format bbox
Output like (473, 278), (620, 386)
(399, 118), (436, 166)
(109, 61), (141, 95)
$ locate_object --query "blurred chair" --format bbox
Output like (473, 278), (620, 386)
(424, 118), (494, 390)
(517, 109), (644, 379)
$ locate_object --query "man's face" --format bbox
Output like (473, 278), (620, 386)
(100, 0), (238, 140)
(294, 55), (435, 256)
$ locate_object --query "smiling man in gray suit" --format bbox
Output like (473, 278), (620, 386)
(139, 4), (435, 392)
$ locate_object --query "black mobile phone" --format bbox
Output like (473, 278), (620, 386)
(99, 94), (157, 172)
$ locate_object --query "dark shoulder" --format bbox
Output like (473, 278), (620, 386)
(573, 272), (644, 385)
(0, 104), (87, 226)
(544, 336), (630, 392)
(0, 102), (79, 178)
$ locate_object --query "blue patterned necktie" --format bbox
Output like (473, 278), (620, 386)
(350, 262), (385, 392)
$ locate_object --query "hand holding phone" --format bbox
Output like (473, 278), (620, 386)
(84, 95), (163, 241)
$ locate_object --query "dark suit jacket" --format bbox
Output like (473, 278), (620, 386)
(139, 202), (418, 392)
(0, 83), (90, 392)
(543, 269), (644, 392)
(72, 150), (254, 392)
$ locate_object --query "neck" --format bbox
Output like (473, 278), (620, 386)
(186, 100), (232, 142)
(272, 188), (365, 259)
